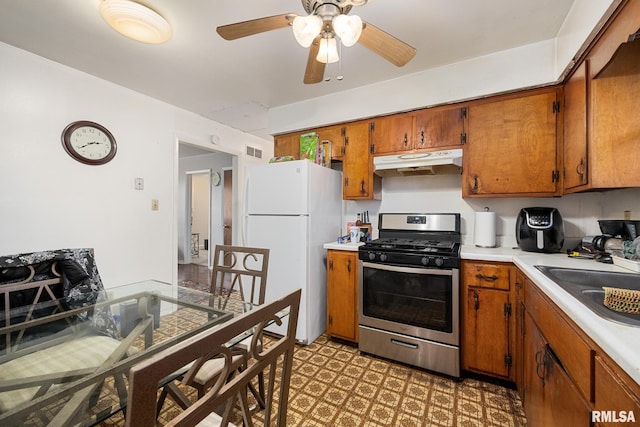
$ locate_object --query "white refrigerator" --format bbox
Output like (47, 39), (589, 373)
(245, 160), (342, 344)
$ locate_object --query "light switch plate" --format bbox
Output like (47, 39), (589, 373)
(135, 178), (144, 190)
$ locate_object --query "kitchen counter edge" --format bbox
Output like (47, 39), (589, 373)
(324, 242), (364, 251)
(461, 245), (640, 385)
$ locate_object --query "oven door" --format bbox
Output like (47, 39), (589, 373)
(359, 261), (459, 346)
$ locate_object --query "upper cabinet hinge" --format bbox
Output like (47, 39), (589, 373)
(461, 107), (468, 119)
(504, 354), (513, 367)
(504, 302), (512, 317)
(460, 133), (467, 145)
(552, 101), (561, 114)
(552, 170), (560, 182)
(370, 122), (375, 132)
(370, 144), (375, 154)
(341, 127), (346, 137)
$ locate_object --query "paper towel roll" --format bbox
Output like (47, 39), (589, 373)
(474, 210), (497, 248)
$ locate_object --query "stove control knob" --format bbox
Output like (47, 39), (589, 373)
(368, 252), (376, 261)
(435, 257), (444, 267)
(380, 254), (388, 262)
(421, 256), (430, 266)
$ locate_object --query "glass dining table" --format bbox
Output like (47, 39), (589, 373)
(0, 280), (258, 426)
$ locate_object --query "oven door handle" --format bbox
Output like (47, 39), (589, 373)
(362, 262), (454, 276)
(391, 338), (419, 349)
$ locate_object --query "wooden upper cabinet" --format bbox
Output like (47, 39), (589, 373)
(370, 105), (467, 155)
(273, 133), (300, 159)
(370, 113), (414, 155)
(561, 0), (640, 193)
(563, 61), (589, 191)
(316, 124), (346, 161)
(414, 105), (466, 150)
(463, 87), (561, 197)
(342, 121), (380, 200)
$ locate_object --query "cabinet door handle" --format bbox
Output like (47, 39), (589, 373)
(576, 158), (585, 179)
(471, 175), (479, 192)
(403, 132), (408, 146)
(360, 180), (365, 194)
(515, 281), (522, 289)
(476, 274), (498, 282)
(329, 260), (333, 270)
(347, 259), (351, 273)
(535, 349), (547, 385)
(420, 130), (425, 144)
(473, 291), (480, 311)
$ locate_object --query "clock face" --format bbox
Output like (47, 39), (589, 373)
(62, 121), (117, 165)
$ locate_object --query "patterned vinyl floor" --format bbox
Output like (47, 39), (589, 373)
(97, 280), (528, 426)
(279, 334), (527, 427)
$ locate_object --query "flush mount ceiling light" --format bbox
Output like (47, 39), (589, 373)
(99, 0), (172, 44)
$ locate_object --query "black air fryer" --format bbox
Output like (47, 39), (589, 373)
(516, 207), (564, 253)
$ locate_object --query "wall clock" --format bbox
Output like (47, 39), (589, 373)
(61, 121), (117, 165)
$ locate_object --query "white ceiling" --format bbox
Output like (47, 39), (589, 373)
(0, 0), (577, 141)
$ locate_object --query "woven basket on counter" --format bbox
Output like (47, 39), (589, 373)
(603, 286), (640, 314)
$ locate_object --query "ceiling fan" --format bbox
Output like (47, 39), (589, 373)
(216, 0), (416, 84)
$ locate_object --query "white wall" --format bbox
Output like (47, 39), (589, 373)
(344, 175), (640, 250)
(191, 173), (209, 247)
(0, 42), (272, 287)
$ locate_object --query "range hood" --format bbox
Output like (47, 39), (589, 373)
(373, 149), (463, 177)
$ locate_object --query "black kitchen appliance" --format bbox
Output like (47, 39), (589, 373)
(516, 207), (564, 253)
(358, 213), (461, 378)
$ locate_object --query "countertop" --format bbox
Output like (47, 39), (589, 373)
(323, 242), (363, 251)
(462, 245), (640, 385)
(322, 242), (639, 383)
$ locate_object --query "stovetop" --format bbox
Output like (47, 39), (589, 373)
(359, 213), (462, 268)
(365, 238), (458, 253)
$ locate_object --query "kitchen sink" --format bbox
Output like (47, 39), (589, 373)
(534, 265), (640, 327)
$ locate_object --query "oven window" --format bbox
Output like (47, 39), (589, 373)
(362, 266), (452, 333)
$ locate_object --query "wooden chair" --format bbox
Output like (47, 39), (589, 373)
(192, 245), (270, 402)
(156, 245), (270, 414)
(125, 288), (301, 427)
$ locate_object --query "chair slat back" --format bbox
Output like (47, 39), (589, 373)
(210, 245), (269, 310)
(125, 288), (301, 427)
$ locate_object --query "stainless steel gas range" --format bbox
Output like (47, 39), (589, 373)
(358, 213), (461, 378)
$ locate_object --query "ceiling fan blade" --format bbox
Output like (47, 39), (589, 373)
(358, 22), (416, 67)
(304, 37), (325, 84)
(216, 14), (296, 40)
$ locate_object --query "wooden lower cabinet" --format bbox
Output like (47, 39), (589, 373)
(461, 261), (515, 380)
(523, 309), (592, 426)
(326, 250), (359, 343)
(515, 266), (640, 427)
(594, 354), (640, 427)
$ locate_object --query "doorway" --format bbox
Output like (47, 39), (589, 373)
(188, 170), (210, 266)
(177, 143), (235, 269)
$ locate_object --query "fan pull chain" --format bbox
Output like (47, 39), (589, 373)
(337, 40), (344, 81)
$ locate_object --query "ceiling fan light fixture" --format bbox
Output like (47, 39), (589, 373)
(332, 14), (362, 47)
(292, 15), (323, 48)
(99, 0), (172, 44)
(316, 37), (340, 64)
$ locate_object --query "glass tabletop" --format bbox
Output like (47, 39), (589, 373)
(0, 280), (256, 426)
